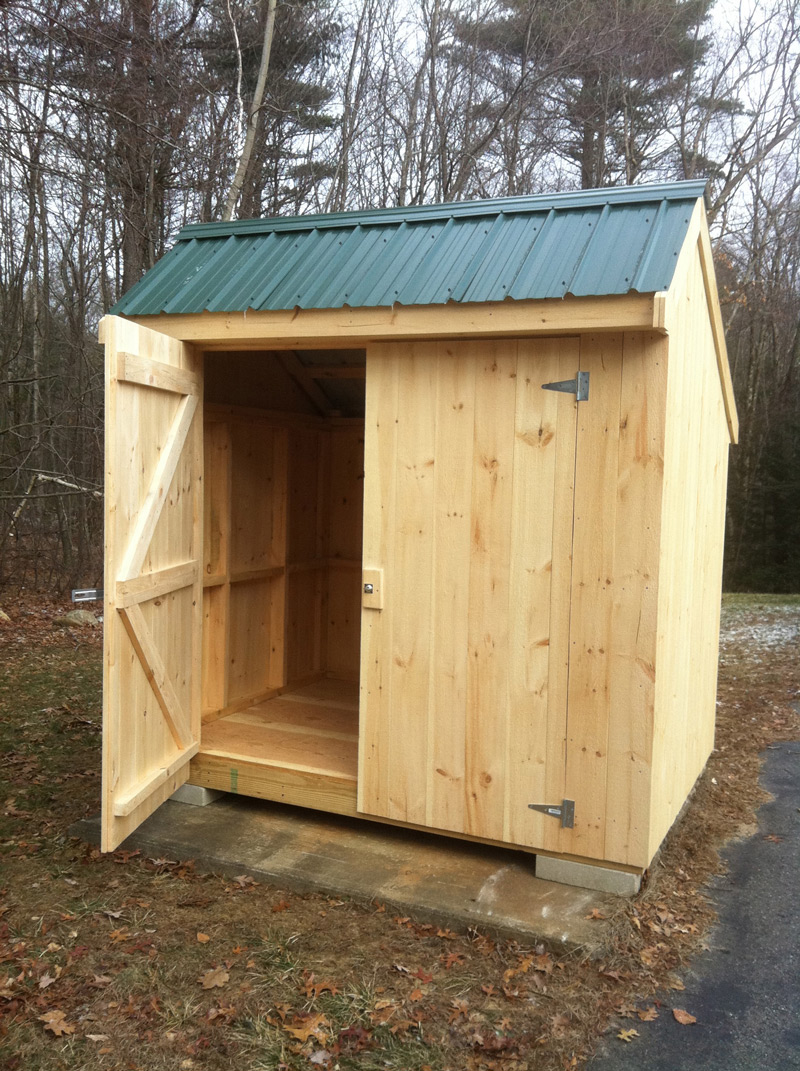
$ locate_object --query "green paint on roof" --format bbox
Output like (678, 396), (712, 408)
(112, 180), (708, 316)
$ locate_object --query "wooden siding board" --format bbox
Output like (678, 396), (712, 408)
(506, 337), (577, 851)
(563, 335), (623, 861)
(464, 343), (517, 841)
(358, 344), (401, 816)
(387, 344), (437, 823)
(603, 332), (666, 865)
(426, 344), (476, 832)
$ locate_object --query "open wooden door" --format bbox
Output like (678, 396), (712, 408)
(101, 315), (203, 852)
(358, 337), (579, 854)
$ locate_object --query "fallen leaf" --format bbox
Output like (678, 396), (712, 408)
(673, 1008), (697, 1025)
(206, 1004), (236, 1023)
(272, 899), (290, 913)
(283, 1011), (330, 1043)
(586, 908), (608, 920)
(617, 1028), (639, 1043)
(413, 967), (433, 984)
(408, 988), (424, 1003)
(304, 974), (340, 999)
(449, 999), (469, 1023)
(108, 928), (130, 944)
(638, 1006), (659, 1021)
(38, 1009), (75, 1036)
(667, 977), (686, 991)
(113, 849), (140, 864)
(390, 1019), (417, 1035)
(86, 1034), (110, 1042)
(442, 952), (464, 970)
(337, 1024), (374, 1051)
(199, 966), (229, 990)
(232, 874), (257, 888)
(197, 933), (210, 943)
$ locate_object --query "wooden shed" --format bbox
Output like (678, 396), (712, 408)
(99, 180), (737, 891)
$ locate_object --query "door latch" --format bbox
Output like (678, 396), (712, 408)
(528, 799), (575, 828)
(541, 371), (589, 401)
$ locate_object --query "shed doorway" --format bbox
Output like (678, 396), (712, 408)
(196, 348), (366, 814)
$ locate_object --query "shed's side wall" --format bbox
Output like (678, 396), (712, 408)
(649, 244), (730, 860)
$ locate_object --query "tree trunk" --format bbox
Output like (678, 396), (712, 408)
(222, 0), (278, 222)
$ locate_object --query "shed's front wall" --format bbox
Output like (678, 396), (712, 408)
(358, 330), (668, 868)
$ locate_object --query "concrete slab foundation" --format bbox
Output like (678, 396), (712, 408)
(170, 784), (224, 807)
(71, 794), (621, 951)
(535, 855), (642, 896)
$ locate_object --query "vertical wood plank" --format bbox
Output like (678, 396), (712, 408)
(358, 343), (400, 815)
(387, 342), (437, 824)
(426, 343), (476, 832)
(603, 332), (666, 864)
(563, 334), (623, 861)
(202, 419), (230, 714)
(506, 336), (578, 850)
(464, 341), (517, 841)
(269, 428), (289, 688)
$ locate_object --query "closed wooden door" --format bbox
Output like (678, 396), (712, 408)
(358, 337), (580, 853)
(101, 316), (203, 852)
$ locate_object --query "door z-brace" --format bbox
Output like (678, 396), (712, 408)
(529, 799), (575, 828)
(541, 371), (589, 401)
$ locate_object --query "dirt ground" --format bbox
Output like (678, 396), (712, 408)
(1, 594), (798, 1071)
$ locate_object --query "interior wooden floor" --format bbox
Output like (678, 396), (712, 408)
(194, 680), (359, 812)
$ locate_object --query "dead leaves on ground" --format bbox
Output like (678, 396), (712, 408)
(38, 1009), (75, 1036)
(673, 1007), (697, 1025)
(198, 965), (229, 990)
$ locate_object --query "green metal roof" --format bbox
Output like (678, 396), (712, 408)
(112, 180), (707, 317)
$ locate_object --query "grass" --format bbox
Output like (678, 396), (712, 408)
(1, 594), (799, 1070)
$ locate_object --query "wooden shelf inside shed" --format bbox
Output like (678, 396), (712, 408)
(190, 680), (359, 816)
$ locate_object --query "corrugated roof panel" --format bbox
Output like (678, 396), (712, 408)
(165, 235), (245, 313)
(204, 233), (280, 312)
(507, 207), (598, 300)
(286, 225), (372, 308)
(459, 212), (546, 302)
(368, 221), (447, 306)
(630, 198), (696, 292)
(110, 180), (708, 316)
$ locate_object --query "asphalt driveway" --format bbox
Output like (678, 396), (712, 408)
(590, 739), (800, 1070)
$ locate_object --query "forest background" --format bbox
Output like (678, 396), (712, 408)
(1, 0), (798, 595)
